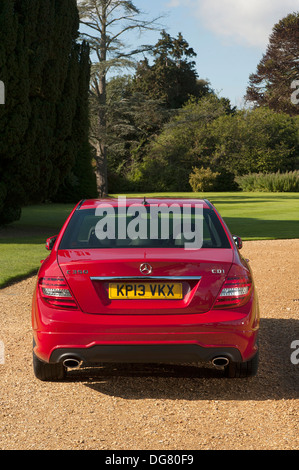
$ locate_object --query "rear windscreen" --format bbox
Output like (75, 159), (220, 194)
(59, 207), (231, 250)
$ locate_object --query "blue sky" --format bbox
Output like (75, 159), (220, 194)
(129, 0), (299, 108)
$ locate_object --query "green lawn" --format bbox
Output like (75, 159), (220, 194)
(114, 192), (299, 240)
(0, 204), (73, 288)
(0, 193), (298, 288)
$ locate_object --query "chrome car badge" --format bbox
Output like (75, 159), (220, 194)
(140, 263), (153, 275)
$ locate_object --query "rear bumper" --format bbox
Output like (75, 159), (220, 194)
(32, 289), (259, 365)
(49, 344), (243, 364)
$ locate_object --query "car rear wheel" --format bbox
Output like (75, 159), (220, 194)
(33, 351), (66, 381)
(224, 350), (259, 378)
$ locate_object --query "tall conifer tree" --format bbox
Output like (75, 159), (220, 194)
(0, 0), (94, 223)
(133, 30), (209, 109)
(245, 12), (299, 115)
(0, 0), (29, 223)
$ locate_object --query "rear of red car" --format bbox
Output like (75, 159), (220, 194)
(32, 198), (259, 381)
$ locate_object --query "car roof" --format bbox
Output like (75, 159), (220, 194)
(78, 198), (213, 210)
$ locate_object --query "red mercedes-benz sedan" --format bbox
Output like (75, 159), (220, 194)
(32, 198), (259, 381)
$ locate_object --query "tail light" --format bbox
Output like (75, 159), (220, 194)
(39, 277), (78, 309)
(214, 274), (252, 309)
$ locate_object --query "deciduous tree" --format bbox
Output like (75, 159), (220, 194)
(78, 0), (162, 196)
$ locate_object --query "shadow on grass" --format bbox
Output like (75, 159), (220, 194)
(0, 270), (39, 289)
(0, 227), (60, 245)
(65, 318), (299, 401)
(208, 193), (299, 202)
(0, 203), (73, 244)
(223, 217), (299, 240)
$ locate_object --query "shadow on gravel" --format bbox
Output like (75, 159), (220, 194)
(67, 318), (299, 401)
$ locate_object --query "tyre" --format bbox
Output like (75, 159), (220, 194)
(224, 350), (259, 378)
(33, 351), (66, 382)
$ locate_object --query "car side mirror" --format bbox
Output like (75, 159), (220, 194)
(233, 235), (243, 250)
(46, 235), (57, 251)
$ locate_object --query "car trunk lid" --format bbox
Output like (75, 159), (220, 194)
(57, 248), (234, 314)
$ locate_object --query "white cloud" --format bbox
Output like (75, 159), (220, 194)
(169, 0), (299, 48)
(166, 0), (181, 7)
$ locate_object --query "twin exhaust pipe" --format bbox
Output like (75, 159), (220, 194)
(62, 356), (230, 370)
(63, 357), (81, 369)
(211, 357), (230, 369)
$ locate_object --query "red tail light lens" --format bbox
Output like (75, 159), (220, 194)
(39, 277), (78, 309)
(214, 275), (252, 309)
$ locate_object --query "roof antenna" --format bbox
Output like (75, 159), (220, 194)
(142, 197), (148, 206)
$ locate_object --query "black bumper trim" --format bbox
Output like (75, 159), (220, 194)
(50, 344), (243, 365)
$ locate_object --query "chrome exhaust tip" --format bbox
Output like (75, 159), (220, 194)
(63, 358), (81, 369)
(212, 357), (230, 369)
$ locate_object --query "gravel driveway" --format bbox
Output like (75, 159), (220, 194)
(0, 240), (298, 450)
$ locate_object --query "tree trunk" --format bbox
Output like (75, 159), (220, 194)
(78, 0), (162, 196)
(94, 3), (108, 197)
(95, 139), (108, 197)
